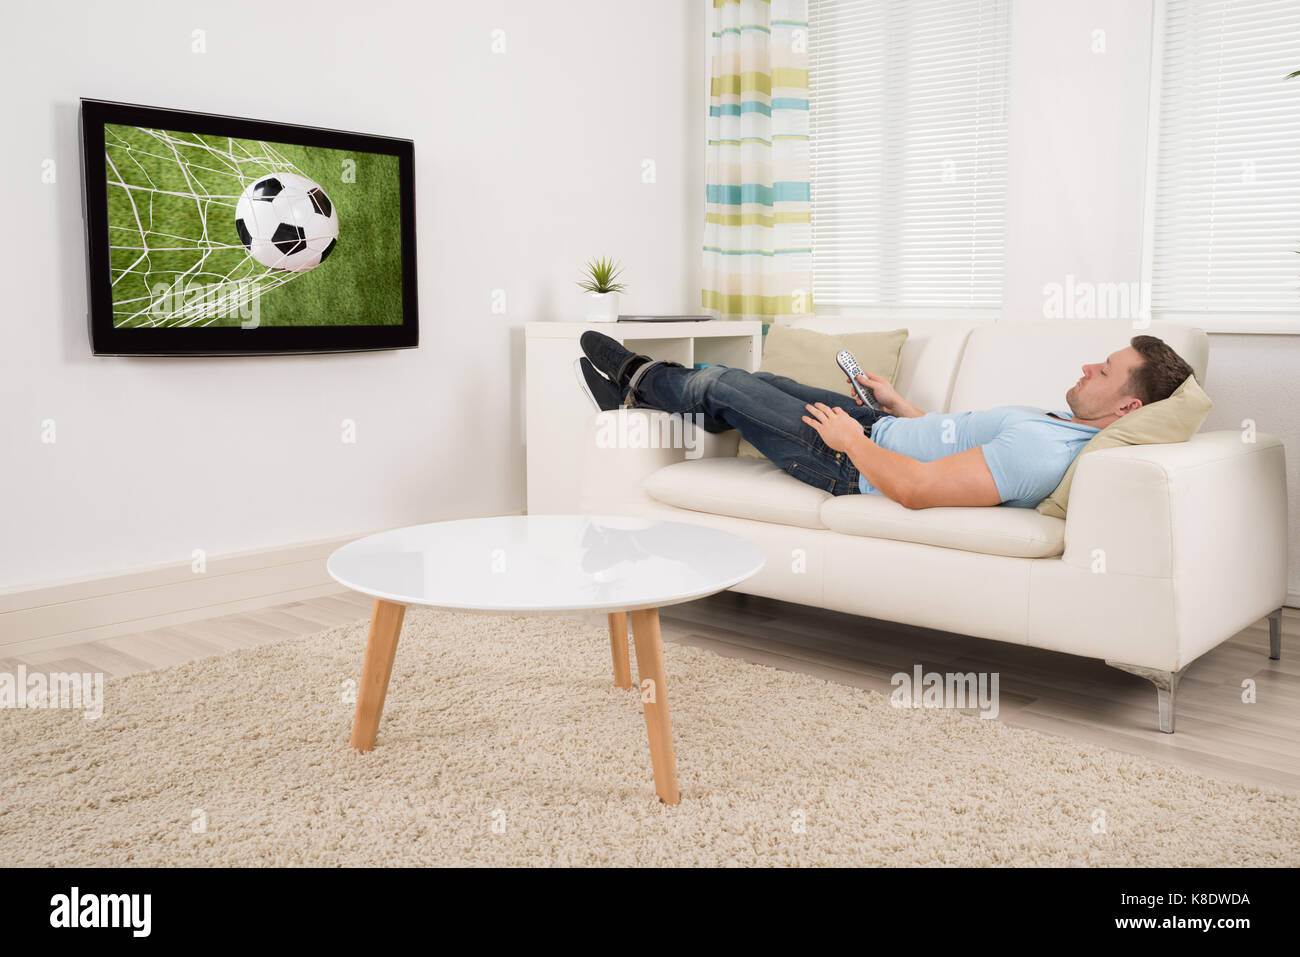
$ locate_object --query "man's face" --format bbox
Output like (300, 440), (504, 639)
(1065, 346), (1145, 420)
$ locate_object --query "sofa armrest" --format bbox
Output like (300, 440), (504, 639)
(579, 409), (738, 512)
(1060, 431), (1287, 653)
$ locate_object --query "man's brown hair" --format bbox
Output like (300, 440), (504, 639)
(1127, 335), (1194, 406)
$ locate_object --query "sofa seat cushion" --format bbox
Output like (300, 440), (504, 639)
(819, 495), (1066, 558)
(643, 458), (832, 529)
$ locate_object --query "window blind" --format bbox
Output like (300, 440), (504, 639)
(808, 0), (1011, 311)
(1151, 0), (1300, 316)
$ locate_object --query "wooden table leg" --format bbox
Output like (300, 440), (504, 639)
(629, 607), (680, 805)
(349, 598), (406, 752)
(608, 612), (632, 690)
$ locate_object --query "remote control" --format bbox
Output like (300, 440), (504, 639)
(835, 349), (881, 411)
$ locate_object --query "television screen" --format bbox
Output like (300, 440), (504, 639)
(80, 99), (418, 355)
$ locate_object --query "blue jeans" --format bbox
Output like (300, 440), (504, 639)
(630, 363), (888, 495)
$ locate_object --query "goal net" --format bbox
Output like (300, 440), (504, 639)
(104, 126), (308, 328)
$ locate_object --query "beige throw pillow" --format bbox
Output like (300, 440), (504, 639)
(1036, 374), (1213, 518)
(736, 325), (909, 458)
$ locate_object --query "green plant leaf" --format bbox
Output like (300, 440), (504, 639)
(576, 256), (627, 294)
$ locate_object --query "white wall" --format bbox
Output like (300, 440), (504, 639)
(0, 0), (703, 589)
(1005, 0), (1300, 601)
(1003, 0), (1153, 325)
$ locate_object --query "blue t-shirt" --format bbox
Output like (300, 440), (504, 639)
(859, 407), (1099, 508)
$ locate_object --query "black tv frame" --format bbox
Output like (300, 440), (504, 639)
(80, 99), (418, 356)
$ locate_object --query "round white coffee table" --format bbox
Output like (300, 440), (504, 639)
(327, 514), (764, 804)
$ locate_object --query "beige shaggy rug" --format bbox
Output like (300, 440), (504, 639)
(1, 608), (1297, 867)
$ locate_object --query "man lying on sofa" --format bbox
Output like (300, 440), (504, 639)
(574, 330), (1195, 509)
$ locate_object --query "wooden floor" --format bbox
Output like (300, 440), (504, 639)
(3, 588), (1296, 793)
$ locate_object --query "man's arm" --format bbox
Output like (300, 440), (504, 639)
(803, 403), (1001, 509)
(844, 438), (1001, 508)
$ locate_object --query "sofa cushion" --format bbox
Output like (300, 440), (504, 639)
(643, 457), (831, 529)
(820, 495), (1066, 558)
(1037, 374), (1213, 519)
(737, 324), (908, 458)
(792, 316), (987, 415)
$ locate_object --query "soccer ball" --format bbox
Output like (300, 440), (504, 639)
(234, 172), (339, 272)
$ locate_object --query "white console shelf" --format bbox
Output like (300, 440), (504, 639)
(525, 320), (763, 514)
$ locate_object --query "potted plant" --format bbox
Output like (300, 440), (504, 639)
(577, 257), (627, 323)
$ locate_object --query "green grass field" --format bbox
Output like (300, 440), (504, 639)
(104, 124), (403, 328)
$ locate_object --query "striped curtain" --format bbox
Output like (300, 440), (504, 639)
(702, 0), (812, 326)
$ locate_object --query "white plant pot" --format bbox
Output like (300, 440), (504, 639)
(584, 292), (620, 323)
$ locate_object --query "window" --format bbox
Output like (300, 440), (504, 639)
(808, 0), (1011, 313)
(1149, 0), (1300, 327)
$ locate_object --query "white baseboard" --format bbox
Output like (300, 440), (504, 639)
(0, 535), (358, 655)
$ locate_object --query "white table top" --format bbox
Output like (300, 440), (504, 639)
(326, 515), (765, 613)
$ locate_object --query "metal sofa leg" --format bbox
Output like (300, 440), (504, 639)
(1105, 660), (1182, 734)
(1268, 607), (1282, 660)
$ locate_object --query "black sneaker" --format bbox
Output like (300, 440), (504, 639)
(573, 357), (622, 412)
(579, 331), (649, 391)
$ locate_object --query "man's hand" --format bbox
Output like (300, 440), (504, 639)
(802, 402), (866, 453)
(847, 372), (920, 418)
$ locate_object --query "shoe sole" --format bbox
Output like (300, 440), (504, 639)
(572, 357), (611, 412)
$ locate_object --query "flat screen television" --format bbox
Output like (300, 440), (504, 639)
(80, 99), (418, 355)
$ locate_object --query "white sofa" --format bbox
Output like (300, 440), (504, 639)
(579, 318), (1289, 732)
